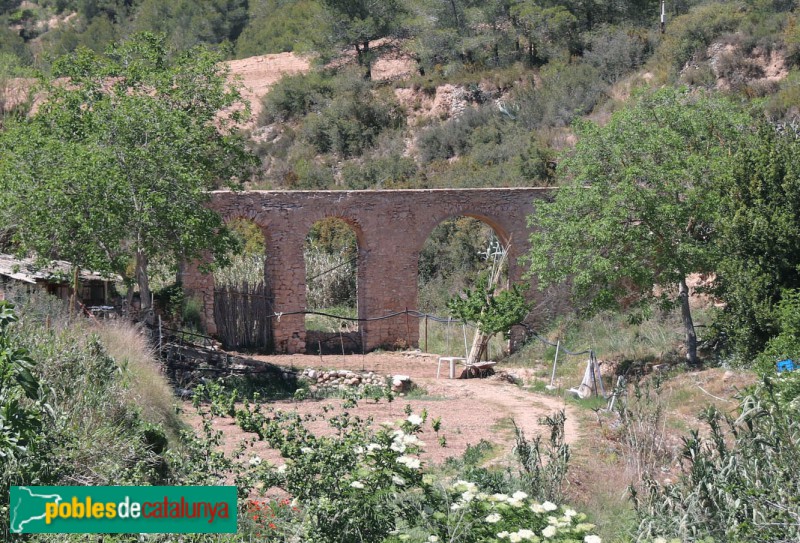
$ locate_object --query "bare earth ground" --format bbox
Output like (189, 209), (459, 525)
(185, 352), (579, 469)
(225, 53), (311, 125)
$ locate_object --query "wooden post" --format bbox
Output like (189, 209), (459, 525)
(547, 340), (560, 390)
(69, 266), (79, 321)
(405, 307), (410, 347)
(424, 314), (428, 353)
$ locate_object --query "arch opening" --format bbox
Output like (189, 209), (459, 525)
(417, 216), (509, 361)
(304, 217), (360, 353)
(212, 217), (272, 351)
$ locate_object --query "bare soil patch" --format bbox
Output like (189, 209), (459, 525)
(185, 352), (579, 469)
(225, 53), (311, 125)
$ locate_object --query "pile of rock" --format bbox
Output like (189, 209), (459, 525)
(300, 368), (413, 395)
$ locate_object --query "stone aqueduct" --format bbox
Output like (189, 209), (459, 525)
(181, 188), (552, 353)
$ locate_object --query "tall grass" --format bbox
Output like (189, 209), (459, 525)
(1, 286), (185, 491)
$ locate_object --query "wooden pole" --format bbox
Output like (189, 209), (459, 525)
(424, 314), (428, 353)
(69, 266), (79, 321)
(405, 307), (410, 348)
(547, 340), (560, 389)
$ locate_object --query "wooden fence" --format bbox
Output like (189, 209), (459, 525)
(213, 281), (273, 352)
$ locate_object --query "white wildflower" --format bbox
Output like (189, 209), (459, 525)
(367, 443), (384, 453)
(485, 513), (502, 523)
(461, 491), (476, 502)
(542, 501), (558, 511)
(507, 498), (524, 508)
(450, 502), (463, 511)
(396, 456), (421, 469)
(453, 480), (477, 492)
(428, 536), (439, 542)
(407, 414), (424, 425)
(584, 536), (602, 543)
(391, 441), (407, 453)
(249, 456), (262, 466)
(653, 538), (667, 543)
(530, 502), (545, 513)
(542, 525), (557, 538)
(300, 447), (313, 454)
(497, 531), (509, 539)
(490, 493), (509, 502)
(564, 508), (578, 518)
(354, 446), (365, 454)
(509, 533), (522, 543)
(392, 475), (406, 486)
(350, 481), (365, 489)
(276, 464), (287, 473)
(511, 491), (528, 500)
(517, 529), (535, 540)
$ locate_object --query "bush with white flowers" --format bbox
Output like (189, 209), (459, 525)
(385, 480), (602, 543)
(238, 402), (430, 542)
(234, 397), (600, 543)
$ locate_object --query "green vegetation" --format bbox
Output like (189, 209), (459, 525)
(0, 33), (256, 310)
(2, 0), (800, 539)
(527, 88), (751, 365)
(632, 382), (800, 542)
(0, 291), (194, 540)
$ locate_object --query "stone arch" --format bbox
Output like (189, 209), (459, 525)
(183, 188), (551, 353)
(304, 216), (363, 339)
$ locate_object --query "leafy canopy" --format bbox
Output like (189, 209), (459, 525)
(447, 275), (530, 339)
(527, 88), (749, 315)
(526, 87), (752, 364)
(0, 33), (256, 302)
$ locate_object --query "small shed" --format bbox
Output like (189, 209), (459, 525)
(0, 254), (120, 306)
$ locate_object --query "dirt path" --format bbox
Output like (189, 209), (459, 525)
(189, 352), (579, 467)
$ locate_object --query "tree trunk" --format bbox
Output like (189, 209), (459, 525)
(679, 276), (698, 366)
(363, 41), (371, 80)
(448, 0), (460, 28)
(136, 249), (151, 311)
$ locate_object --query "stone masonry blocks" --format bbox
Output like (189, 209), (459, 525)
(180, 188), (552, 353)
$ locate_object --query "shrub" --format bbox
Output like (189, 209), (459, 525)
(0, 293), (195, 540)
(341, 153), (418, 189)
(583, 25), (651, 83)
(755, 289), (800, 377)
(260, 71), (334, 124)
(511, 62), (607, 129)
(417, 107), (497, 163)
(302, 72), (405, 157)
(649, 3), (744, 79)
(632, 385), (800, 542)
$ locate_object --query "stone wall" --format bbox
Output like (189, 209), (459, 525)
(181, 188), (552, 353)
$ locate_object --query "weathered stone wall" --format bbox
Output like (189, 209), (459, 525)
(181, 188), (552, 353)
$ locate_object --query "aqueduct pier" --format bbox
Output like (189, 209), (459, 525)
(181, 188), (553, 353)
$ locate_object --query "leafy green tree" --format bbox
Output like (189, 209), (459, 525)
(317, 0), (407, 79)
(236, 0), (324, 56)
(130, 0), (249, 50)
(0, 33), (255, 310)
(511, 0), (576, 65)
(448, 276), (529, 339)
(527, 88), (749, 365)
(712, 122), (800, 362)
